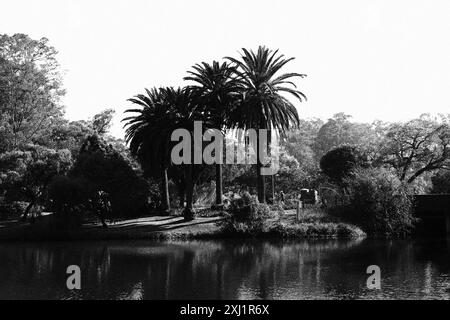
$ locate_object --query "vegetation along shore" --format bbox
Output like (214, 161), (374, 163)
(1, 33), (450, 242)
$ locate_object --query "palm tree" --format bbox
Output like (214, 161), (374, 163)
(184, 61), (242, 208)
(226, 46), (306, 203)
(123, 88), (172, 213)
(159, 86), (212, 219)
(124, 87), (210, 220)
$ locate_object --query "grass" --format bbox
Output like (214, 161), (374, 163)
(217, 206), (366, 239)
(0, 207), (365, 241)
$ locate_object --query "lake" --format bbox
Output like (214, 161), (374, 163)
(0, 238), (449, 300)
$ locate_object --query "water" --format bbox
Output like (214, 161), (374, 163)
(0, 238), (449, 300)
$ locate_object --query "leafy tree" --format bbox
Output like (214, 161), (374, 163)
(0, 34), (65, 151)
(70, 135), (150, 220)
(284, 118), (323, 165)
(226, 46), (306, 203)
(283, 118), (323, 187)
(36, 119), (93, 155)
(320, 145), (368, 184)
(378, 114), (450, 183)
(231, 148), (317, 197)
(0, 145), (72, 220)
(329, 167), (415, 236)
(48, 175), (98, 227)
(314, 113), (377, 160)
(92, 109), (115, 135)
(275, 149), (319, 192)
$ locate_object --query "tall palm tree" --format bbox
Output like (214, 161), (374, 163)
(226, 46), (306, 203)
(159, 86), (212, 220)
(123, 88), (172, 212)
(184, 61), (242, 208)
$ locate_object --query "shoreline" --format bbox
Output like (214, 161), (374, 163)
(0, 212), (367, 242)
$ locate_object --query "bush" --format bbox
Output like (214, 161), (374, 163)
(328, 167), (416, 236)
(271, 221), (365, 239)
(281, 194), (299, 210)
(0, 201), (27, 220)
(47, 176), (94, 228)
(220, 192), (274, 235)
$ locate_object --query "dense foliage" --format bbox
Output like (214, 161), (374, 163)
(69, 135), (150, 219)
(329, 167), (416, 236)
(220, 192), (274, 235)
(320, 145), (368, 184)
(2, 32), (450, 238)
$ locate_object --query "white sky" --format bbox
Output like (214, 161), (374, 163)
(1, 0), (450, 138)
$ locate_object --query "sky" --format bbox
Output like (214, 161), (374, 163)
(1, 0), (450, 138)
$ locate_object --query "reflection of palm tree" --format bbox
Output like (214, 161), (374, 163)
(226, 46), (306, 203)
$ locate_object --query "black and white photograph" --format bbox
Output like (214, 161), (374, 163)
(0, 0), (450, 307)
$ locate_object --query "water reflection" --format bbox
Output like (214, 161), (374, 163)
(0, 238), (449, 300)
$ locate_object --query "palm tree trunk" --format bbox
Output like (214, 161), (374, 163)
(256, 134), (266, 203)
(215, 163), (223, 207)
(161, 168), (170, 212)
(184, 165), (194, 220)
(268, 130), (274, 203)
(178, 188), (185, 208)
(271, 175), (275, 203)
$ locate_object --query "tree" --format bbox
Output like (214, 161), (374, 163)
(226, 46), (306, 203)
(48, 175), (99, 228)
(233, 148), (314, 197)
(36, 119), (93, 155)
(378, 114), (450, 183)
(184, 61), (241, 207)
(124, 87), (210, 219)
(124, 88), (174, 212)
(160, 87), (213, 219)
(330, 167), (415, 236)
(284, 118), (323, 164)
(0, 34), (65, 151)
(70, 135), (150, 220)
(314, 113), (377, 160)
(283, 118), (323, 187)
(92, 109), (115, 135)
(320, 145), (368, 184)
(0, 145), (72, 220)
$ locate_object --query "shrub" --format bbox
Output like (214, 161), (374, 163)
(328, 167), (416, 236)
(0, 201), (27, 220)
(47, 176), (94, 228)
(271, 221), (365, 239)
(281, 194), (299, 210)
(221, 192), (274, 235)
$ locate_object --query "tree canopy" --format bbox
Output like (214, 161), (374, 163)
(0, 34), (65, 151)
